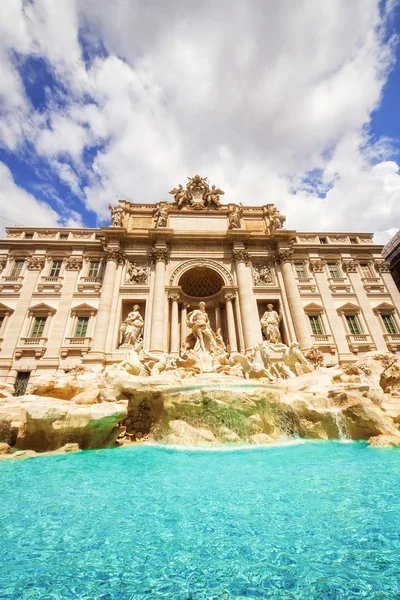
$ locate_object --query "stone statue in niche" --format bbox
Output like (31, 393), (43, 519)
(119, 305), (144, 348)
(265, 205), (286, 234)
(228, 204), (244, 229)
(260, 304), (282, 343)
(109, 204), (124, 227)
(186, 302), (222, 355)
(254, 264), (273, 285)
(125, 261), (147, 284)
(169, 175), (224, 210)
(154, 204), (169, 228)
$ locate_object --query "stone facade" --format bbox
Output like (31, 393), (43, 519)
(1, 175), (400, 386)
(383, 230), (400, 291)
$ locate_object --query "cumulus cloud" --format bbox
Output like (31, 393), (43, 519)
(0, 0), (398, 238)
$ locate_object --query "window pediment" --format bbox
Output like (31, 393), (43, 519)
(70, 303), (97, 316)
(27, 303), (56, 316)
(337, 302), (360, 314)
(0, 303), (14, 315)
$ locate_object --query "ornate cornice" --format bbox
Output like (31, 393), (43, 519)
(374, 260), (391, 273)
(26, 256), (45, 271)
(232, 249), (250, 265)
(342, 259), (359, 273)
(65, 257), (83, 271)
(274, 248), (293, 264)
(308, 259), (326, 273)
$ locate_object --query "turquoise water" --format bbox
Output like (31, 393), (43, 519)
(0, 442), (399, 599)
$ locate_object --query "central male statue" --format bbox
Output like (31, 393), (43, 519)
(186, 302), (220, 354)
(260, 303), (282, 343)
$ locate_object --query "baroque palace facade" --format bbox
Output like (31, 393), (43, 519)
(0, 174), (399, 387)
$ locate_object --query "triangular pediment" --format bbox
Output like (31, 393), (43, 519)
(337, 302), (360, 313)
(70, 303), (97, 315)
(0, 303), (14, 314)
(373, 302), (395, 312)
(304, 302), (324, 312)
(27, 303), (56, 315)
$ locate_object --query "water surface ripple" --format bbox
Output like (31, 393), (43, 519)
(0, 442), (399, 599)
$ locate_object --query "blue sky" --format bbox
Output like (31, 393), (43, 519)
(0, 0), (399, 242)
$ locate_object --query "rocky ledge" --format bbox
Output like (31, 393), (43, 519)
(1, 352), (400, 457)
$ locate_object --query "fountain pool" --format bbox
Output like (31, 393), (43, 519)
(1, 442), (399, 599)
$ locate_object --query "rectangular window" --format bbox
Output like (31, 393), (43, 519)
(60, 234), (69, 240)
(30, 316), (47, 338)
(350, 237), (358, 244)
(381, 314), (397, 334)
(88, 261), (100, 278)
(75, 316), (89, 338)
(328, 262), (341, 279)
(49, 260), (62, 277)
(10, 260), (24, 277)
(319, 237), (328, 244)
(345, 315), (362, 335)
(25, 234), (33, 239)
(360, 263), (371, 278)
(308, 315), (324, 335)
(294, 263), (307, 278)
(14, 371), (31, 397)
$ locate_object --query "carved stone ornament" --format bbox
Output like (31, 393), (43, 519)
(274, 248), (293, 264)
(104, 249), (126, 264)
(125, 261), (148, 284)
(169, 174), (224, 210)
(7, 232), (22, 238)
(109, 204), (124, 227)
(224, 293), (236, 302)
(329, 236), (348, 243)
(374, 260), (391, 273)
(298, 236), (318, 242)
(228, 204), (243, 229)
(65, 256), (83, 270)
(232, 249), (250, 265)
(71, 233), (93, 239)
(26, 256), (45, 271)
(151, 248), (169, 263)
(0, 257), (8, 273)
(253, 264), (273, 285)
(153, 203), (169, 228)
(37, 231), (57, 238)
(342, 259), (359, 273)
(309, 259), (326, 273)
(264, 204), (286, 235)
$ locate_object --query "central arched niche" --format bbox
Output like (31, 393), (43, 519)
(179, 266), (224, 298)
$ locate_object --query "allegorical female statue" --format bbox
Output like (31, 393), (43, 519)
(119, 305), (144, 347)
(260, 303), (282, 343)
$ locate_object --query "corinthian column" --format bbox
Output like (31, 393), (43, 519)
(149, 247), (168, 353)
(180, 303), (189, 346)
(224, 293), (238, 353)
(89, 249), (124, 360)
(169, 294), (180, 355)
(233, 249), (262, 351)
(276, 249), (312, 349)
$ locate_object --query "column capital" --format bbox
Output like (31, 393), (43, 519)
(374, 259), (391, 273)
(180, 302), (190, 310)
(168, 293), (180, 302)
(342, 259), (359, 273)
(232, 249), (250, 265)
(274, 248), (293, 265)
(151, 247), (170, 263)
(26, 255), (46, 271)
(65, 256), (83, 270)
(103, 248), (125, 264)
(309, 259), (326, 273)
(224, 293), (236, 302)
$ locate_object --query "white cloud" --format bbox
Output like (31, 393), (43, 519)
(0, 0), (398, 237)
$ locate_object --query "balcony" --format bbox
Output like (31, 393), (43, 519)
(60, 336), (92, 357)
(328, 278), (351, 293)
(361, 277), (385, 293)
(346, 333), (375, 354)
(15, 337), (47, 359)
(311, 333), (336, 353)
(37, 276), (63, 293)
(296, 278), (316, 293)
(77, 277), (102, 293)
(384, 333), (400, 352)
(0, 276), (24, 292)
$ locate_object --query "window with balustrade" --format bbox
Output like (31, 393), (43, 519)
(75, 316), (89, 338)
(88, 260), (100, 278)
(30, 316), (47, 338)
(49, 260), (62, 277)
(381, 314), (398, 335)
(308, 315), (324, 335)
(294, 262), (308, 279)
(345, 315), (363, 335)
(10, 259), (24, 277)
(327, 262), (341, 279)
